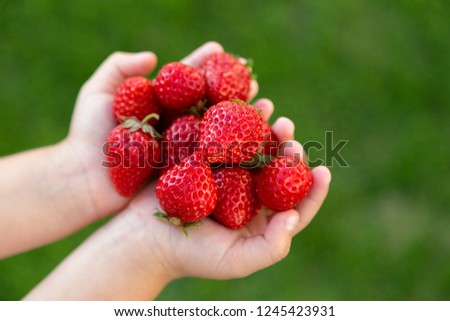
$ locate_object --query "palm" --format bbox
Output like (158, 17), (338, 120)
(125, 95), (331, 278)
(127, 181), (273, 279)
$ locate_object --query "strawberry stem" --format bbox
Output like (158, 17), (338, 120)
(169, 217), (182, 226)
(141, 113), (160, 125)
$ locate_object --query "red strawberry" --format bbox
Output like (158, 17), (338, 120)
(105, 114), (161, 197)
(161, 114), (201, 171)
(112, 77), (161, 125)
(156, 152), (217, 224)
(200, 52), (251, 105)
(212, 167), (260, 229)
(256, 157), (313, 211)
(154, 62), (205, 110)
(262, 121), (280, 156)
(200, 100), (263, 163)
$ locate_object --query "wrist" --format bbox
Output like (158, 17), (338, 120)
(117, 206), (181, 283)
(45, 139), (98, 222)
(89, 207), (178, 299)
(60, 136), (129, 220)
(25, 205), (176, 300)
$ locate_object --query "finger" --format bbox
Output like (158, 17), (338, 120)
(294, 166), (331, 234)
(235, 210), (298, 276)
(279, 140), (308, 165)
(81, 52), (157, 97)
(272, 117), (295, 142)
(236, 57), (258, 102)
(237, 57), (248, 65)
(253, 98), (274, 122)
(181, 41), (224, 67)
(248, 80), (259, 102)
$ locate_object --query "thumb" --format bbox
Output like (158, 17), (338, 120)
(80, 51), (158, 98)
(263, 210), (299, 262)
(235, 210), (298, 277)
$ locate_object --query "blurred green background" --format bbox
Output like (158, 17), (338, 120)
(1, 0), (449, 300)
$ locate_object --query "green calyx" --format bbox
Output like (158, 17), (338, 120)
(120, 113), (161, 138)
(231, 98), (249, 105)
(244, 57), (256, 80)
(187, 104), (208, 119)
(178, 100), (208, 119)
(153, 211), (202, 238)
(245, 57), (254, 70)
(239, 152), (274, 168)
(230, 53), (253, 68)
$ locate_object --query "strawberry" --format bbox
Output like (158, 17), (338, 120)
(200, 52), (251, 105)
(262, 121), (280, 156)
(112, 77), (161, 125)
(105, 114), (161, 197)
(200, 100), (263, 163)
(156, 152), (217, 224)
(212, 167), (260, 229)
(161, 114), (201, 171)
(154, 62), (205, 110)
(256, 157), (313, 212)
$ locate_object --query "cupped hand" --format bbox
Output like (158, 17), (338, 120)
(23, 44), (330, 300)
(63, 42), (229, 219)
(119, 44), (330, 280)
(125, 97), (331, 280)
(63, 50), (158, 218)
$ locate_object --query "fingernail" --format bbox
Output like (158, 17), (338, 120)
(284, 214), (299, 232)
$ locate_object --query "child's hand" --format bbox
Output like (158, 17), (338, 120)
(25, 98), (330, 300)
(124, 102), (331, 280)
(0, 42), (226, 257)
(0, 49), (161, 256)
(63, 49), (160, 217)
(21, 42), (330, 300)
(64, 41), (256, 219)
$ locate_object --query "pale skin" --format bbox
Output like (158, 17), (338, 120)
(0, 42), (331, 300)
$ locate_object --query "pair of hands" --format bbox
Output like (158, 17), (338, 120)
(10, 42), (331, 299)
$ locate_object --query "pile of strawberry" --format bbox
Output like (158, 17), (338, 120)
(104, 52), (312, 234)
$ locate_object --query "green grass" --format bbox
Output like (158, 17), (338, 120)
(0, 0), (449, 300)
